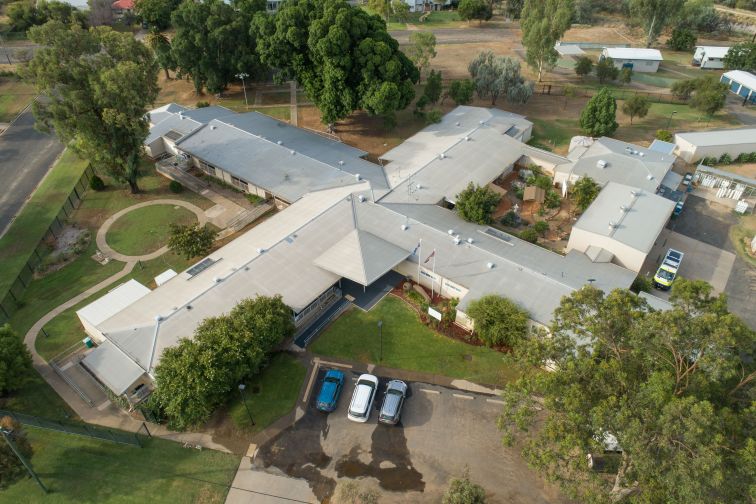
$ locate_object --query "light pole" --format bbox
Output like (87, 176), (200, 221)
(235, 72), (249, 109)
(377, 320), (383, 362)
(1, 427), (48, 493)
(237, 384), (255, 426)
(666, 110), (677, 129)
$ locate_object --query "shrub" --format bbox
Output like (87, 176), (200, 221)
(448, 79), (475, 105)
(519, 227), (539, 243)
(246, 193), (264, 204)
(719, 153), (732, 165)
(500, 210), (521, 227)
(466, 294), (529, 348)
(574, 56), (593, 79)
(196, 101), (210, 108)
(169, 180), (183, 193)
(426, 109), (443, 124)
(655, 129), (673, 142)
(631, 275), (653, 293)
(455, 182), (501, 225)
(89, 174), (105, 191)
(544, 190), (561, 209)
(168, 224), (218, 259)
(580, 87), (618, 137)
(668, 26), (697, 51)
(534, 220), (549, 236)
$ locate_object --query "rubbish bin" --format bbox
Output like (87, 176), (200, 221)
(83, 337), (94, 348)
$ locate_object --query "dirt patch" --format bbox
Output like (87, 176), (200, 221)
(35, 226), (91, 277)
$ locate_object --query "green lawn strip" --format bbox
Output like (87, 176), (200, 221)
(0, 426), (240, 504)
(36, 251), (194, 361)
(7, 238), (125, 337)
(106, 204), (197, 256)
(0, 373), (76, 420)
(729, 216), (756, 268)
(252, 106), (291, 121)
(0, 150), (88, 298)
(0, 77), (35, 122)
(227, 353), (307, 433)
(311, 296), (518, 387)
(530, 117), (581, 151)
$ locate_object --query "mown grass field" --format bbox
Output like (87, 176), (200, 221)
(105, 204), (197, 256)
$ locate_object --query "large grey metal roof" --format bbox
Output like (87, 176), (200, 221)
(148, 103), (187, 126)
(557, 137), (675, 192)
(572, 182), (675, 253)
(675, 127), (756, 148)
(81, 341), (146, 395)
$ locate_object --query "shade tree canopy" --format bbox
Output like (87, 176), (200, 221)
(621, 95), (650, 124)
(520, 0), (573, 81)
(468, 51), (533, 106)
(458, 0), (493, 24)
(579, 88), (618, 137)
(252, 0), (418, 127)
(0, 325), (34, 397)
(466, 295), (529, 348)
(498, 281), (755, 503)
(723, 42), (755, 72)
(455, 182), (502, 225)
(630, 0), (685, 47)
(406, 31), (437, 79)
(22, 22), (158, 193)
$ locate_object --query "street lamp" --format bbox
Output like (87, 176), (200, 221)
(666, 110), (677, 129)
(1, 427), (48, 493)
(237, 384), (255, 426)
(377, 320), (383, 362)
(235, 72), (249, 109)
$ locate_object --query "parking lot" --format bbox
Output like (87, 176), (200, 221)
(254, 367), (564, 503)
(641, 195), (755, 328)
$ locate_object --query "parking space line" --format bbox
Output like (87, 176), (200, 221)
(303, 364), (320, 404)
(419, 388), (440, 394)
(318, 360), (353, 369)
(486, 399), (505, 405)
(452, 393), (474, 400)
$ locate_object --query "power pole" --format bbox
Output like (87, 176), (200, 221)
(0, 427), (48, 494)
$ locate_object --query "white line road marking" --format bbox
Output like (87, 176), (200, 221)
(420, 388), (440, 394)
(452, 393), (474, 400)
(486, 399), (505, 405)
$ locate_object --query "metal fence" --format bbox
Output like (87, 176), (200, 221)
(532, 82), (688, 104)
(0, 408), (145, 447)
(0, 164), (95, 325)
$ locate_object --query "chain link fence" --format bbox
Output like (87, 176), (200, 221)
(0, 164), (95, 324)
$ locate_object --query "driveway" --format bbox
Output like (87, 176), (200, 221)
(661, 195), (755, 328)
(0, 106), (64, 237)
(253, 368), (564, 503)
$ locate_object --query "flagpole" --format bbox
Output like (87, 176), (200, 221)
(431, 249), (436, 299)
(417, 239), (422, 284)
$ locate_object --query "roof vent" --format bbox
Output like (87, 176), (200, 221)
(290, 150), (295, 155)
(186, 305), (192, 311)
(448, 229), (455, 235)
(256, 247), (265, 254)
(358, 194), (366, 203)
(630, 189), (639, 197)
(639, 152), (645, 157)
(620, 205), (629, 212)
(467, 237), (474, 244)
(456, 121), (460, 126)
(355, 173), (361, 180)
(276, 140), (283, 145)
(646, 174), (654, 180)
(464, 136), (470, 141)
(453, 237), (461, 245)
(486, 262), (494, 269)
(401, 224), (408, 231)
(338, 160), (345, 166)
(479, 120), (484, 125)
(439, 153), (446, 159)
(213, 276), (222, 283)
(155, 315), (163, 322)
(609, 221), (618, 229)
(596, 159), (608, 169)
(415, 183), (422, 190)
(210, 125), (216, 130)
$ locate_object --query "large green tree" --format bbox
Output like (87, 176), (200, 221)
(7, 0), (87, 33)
(134, 0), (180, 31)
(252, 0), (418, 128)
(468, 51), (533, 106)
(466, 295), (529, 348)
(406, 31), (437, 80)
(629, 0), (685, 47)
(621, 95), (650, 124)
(167, 223), (218, 260)
(442, 468), (487, 504)
(723, 42), (756, 72)
(498, 281), (755, 503)
(171, 0), (265, 95)
(144, 29), (175, 80)
(22, 22), (158, 193)
(570, 176), (600, 211)
(0, 325), (34, 397)
(520, 0), (573, 82)
(579, 88), (618, 137)
(454, 182), (501, 225)
(458, 0), (493, 24)
(153, 296), (294, 430)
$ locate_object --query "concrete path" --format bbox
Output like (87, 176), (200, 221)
(226, 457), (317, 504)
(95, 199), (207, 262)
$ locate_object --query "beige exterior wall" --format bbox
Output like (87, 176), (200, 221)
(676, 139), (756, 163)
(79, 318), (106, 344)
(566, 227), (648, 272)
(606, 57), (660, 73)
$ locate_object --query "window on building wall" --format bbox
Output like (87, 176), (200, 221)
(230, 175), (247, 190)
(199, 160), (216, 177)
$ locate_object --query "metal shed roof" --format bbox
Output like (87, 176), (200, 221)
(675, 127), (756, 148)
(722, 70), (756, 90)
(81, 341), (146, 395)
(76, 280), (150, 327)
(603, 47), (663, 61)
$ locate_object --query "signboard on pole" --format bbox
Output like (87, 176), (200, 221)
(427, 306), (442, 321)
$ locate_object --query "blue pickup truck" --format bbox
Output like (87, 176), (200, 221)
(316, 370), (345, 412)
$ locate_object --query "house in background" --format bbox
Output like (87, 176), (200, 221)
(720, 70), (756, 105)
(692, 46), (730, 69)
(111, 0), (135, 20)
(600, 47), (663, 73)
(674, 128), (756, 163)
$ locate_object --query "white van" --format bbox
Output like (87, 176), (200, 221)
(347, 374), (379, 423)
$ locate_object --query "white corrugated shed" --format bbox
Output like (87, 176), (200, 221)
(603, 48), (663, 60)
(154, 269), (178, 286)
(76, 280), (151, 327)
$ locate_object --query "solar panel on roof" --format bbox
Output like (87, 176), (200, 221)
(164, 130), (183, 141)
(187, 258), (216, 277)
(483, 227), (512, 242)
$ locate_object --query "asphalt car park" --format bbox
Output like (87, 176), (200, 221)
(255, 368), (564, 503)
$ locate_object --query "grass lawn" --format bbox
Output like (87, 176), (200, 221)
(0, 427), (240, 503)
(106, 204), (197, 256)
(0, 150), (89, 300)
(0, 372), (76, 421)
(36, 250), (195, 361)
(227, 353), (306, 433)
(729, 214), (756, 268)
(311, 296), (518, 387)
(0, 76), (35, 122)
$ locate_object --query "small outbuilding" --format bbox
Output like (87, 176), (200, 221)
(600, 48), (663, 73)
(674, 127), (756, 163)
(692, 46), (730, 69)
(76, 279), (151, 343)
(721, 70), (756, 104)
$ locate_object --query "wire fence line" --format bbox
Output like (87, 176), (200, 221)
(0, 163), (95, 325)
(0, 408), (146, 447)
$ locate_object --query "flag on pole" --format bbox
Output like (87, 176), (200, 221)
(423, 249), (436, 264)
(411, 240), (421, 256)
